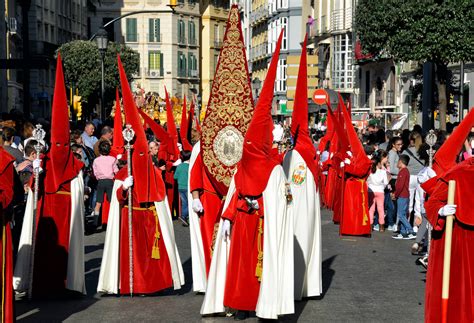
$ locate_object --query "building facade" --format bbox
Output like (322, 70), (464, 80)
(200, 0), (229, 115)
(89, 0), (201, 102)
(2, 0), (88, 116)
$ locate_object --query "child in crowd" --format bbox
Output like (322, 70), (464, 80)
(391, 154), (415, 240)
(367, 150), (388, 232)
(174, 150), (191, 227)
(91, 141), (118, 226)
(16, 140), (41, 194)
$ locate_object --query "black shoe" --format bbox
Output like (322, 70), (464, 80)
(234, 311), (249, 321)
(179, 217), (189, 227)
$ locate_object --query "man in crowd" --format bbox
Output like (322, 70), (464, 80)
(93, 126), (113, 157)
(2, 127), (23, 164)
(149, 141), (160, 167)
(81, 122), (98, 151)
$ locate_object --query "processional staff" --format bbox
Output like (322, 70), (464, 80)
(122, 124), (135, 297)
(425, 130), (437, 256)
(28, 124), (45, 300)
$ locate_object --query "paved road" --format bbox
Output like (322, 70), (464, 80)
(15, 209), (425, 322)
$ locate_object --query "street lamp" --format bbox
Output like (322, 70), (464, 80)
(96, 27), (108, 121)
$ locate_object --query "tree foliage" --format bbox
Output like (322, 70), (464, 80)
(355, 0), (474, 64)
(355, 0), (474, 130)
(57, 40), (139, 106)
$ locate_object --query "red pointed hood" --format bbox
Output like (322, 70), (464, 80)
(164, 88), (179, 159)
(327, 99), (349, 153)
(340, 96), (365, 160)
(187, 99), (195, 139)
(118, 55), (165, 203)
(433, 108), (474, 175)
(44, 53), (83, 193)
(234, 30), (284, 197)
(138, 109), (170, 144)
(291, 34), (318, 183)
(110, 88), (125, 158)
(180, 95), (193, 151)
(194, 116), (201, 134)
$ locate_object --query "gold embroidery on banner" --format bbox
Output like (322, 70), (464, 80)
(358, 179), (369, 226)
(201, 7), (254, 188)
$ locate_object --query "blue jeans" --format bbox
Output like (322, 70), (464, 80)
(178, 190), (188, 221)
(397, 197), (413, 235)
(385, 191), (396, 226)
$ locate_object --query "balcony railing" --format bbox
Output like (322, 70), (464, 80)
(189, 69), (198, 78)
(249, 43), (268, 61)
(188, 38), (197, 46)
(214, 40), (223, 48)
(147, 33), (162, 43)
(178, 36), (186, 45)
(359, 90), (396, 110)
(249, 5), (269, 25)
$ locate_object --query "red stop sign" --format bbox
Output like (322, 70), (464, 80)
(312, 89), (329, 105)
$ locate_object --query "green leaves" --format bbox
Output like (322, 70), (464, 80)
(56, 40), (139, 105)
(354, 0), (474, 64)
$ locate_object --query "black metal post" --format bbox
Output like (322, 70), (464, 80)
(100, 51), (105, 121)
(422, 62), (434, 134)
(459, 61), (464, 120)
(20, 0), (31, 118)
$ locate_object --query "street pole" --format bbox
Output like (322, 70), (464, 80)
(422, 62), (434, 134)
(101, 52), (105, 121)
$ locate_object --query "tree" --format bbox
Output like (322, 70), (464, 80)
(355, 0), (474, 130)
(57, 40), (139, 119)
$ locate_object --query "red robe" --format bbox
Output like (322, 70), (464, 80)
(33, 181), (73, 296)
(424, 158), (474, 323)
(222, 193), (264, 311)
(116, 185), (173, 294)
(340, 159), (372, 236)
(189, 151), (225, 273)
(1, 149), (15, 323)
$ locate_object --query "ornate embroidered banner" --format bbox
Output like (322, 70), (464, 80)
(201, 5), (254, 195)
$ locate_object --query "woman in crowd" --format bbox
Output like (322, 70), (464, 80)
(367, 150), (389, 231)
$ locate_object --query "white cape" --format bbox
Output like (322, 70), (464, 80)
(201, 166), (294, 319)
(13, 172), (86, 294)
(97, 180), (185, 294)
(283, 150), (322, 300)
(188, 142), (207, 293)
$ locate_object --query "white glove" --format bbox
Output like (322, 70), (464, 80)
(177, 143), (183, 151)
(33, 159), (42, 172)
(344, 158), (351, 165)
(117, 154), (123, 160)
(316, 150), (321, 155)
(330, 152), (334, 159)
(272, 124), (284, 143)
(346, 151), (353, 157)
(251, 199), (260, 210)
(340, 162), (345, 168)
(172, 159), (182, 166)
(438, 204), (457, 217)
(192, 198), (204, 213)
(122, 176), (134, 190)
(222, 219), (231, 240)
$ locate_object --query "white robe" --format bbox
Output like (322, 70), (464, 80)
(13, 172), (86, 294)
(187, 142), (207, 293)
(283, 150), (322, 300)
(201, 165), (294, 319)
(97, 180), (185, 294)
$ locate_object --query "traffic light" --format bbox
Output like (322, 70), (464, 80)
(73, 95), (82, 120)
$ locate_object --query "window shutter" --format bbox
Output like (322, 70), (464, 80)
(188, 52), (192, 75)
(149, 18), (154, 42)
(156, 19), (160, 42)
(160, 52), (164, 76)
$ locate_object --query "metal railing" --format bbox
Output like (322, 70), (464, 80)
(358, 90), (396, 110)
(249, 43), (268, 61)
(178, 36), (186, 45)
(147, 33), (162, 43)
(188, 38), (197, 46)
(214, 40), (223, 48)
(189, 69), (198, 78)
(249, 5), (269, 25)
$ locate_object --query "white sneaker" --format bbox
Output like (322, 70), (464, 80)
(387, 225), (397, 231)
(373, 224), (379, 231)
(413, 226), (418, 233)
